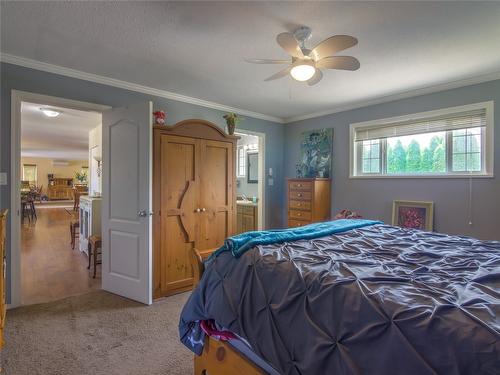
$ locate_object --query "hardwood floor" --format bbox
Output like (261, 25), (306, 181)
(21, 206), (101, 305)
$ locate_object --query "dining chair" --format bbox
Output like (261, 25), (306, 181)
(69, 220), (79, 250)
(87, 235), (102, 278)
(73, 190), (83, 211)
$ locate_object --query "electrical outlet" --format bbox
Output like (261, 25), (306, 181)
(0, 173), (7, 185)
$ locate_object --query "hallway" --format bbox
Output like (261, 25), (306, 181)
(21, 206), (100, 305)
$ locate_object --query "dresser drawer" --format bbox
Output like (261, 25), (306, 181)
(288, 180), (312, 191)
(289, 209), (312, 221)
(289, 190), (312, 200)
(288, 219), (311, 228)
(289, 200), (311, 211)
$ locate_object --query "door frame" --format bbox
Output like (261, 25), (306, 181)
(9, 90), (110, 308)
(235, 129), (266, 230)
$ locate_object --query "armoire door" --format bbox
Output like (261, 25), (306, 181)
(198, 139), (235, 249)
(157, 134), (199, 297)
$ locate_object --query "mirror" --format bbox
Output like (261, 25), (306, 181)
(247, 152), (258, 183)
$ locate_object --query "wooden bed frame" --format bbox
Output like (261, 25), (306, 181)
(191, 248), (264, 375)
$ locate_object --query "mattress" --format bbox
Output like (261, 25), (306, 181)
(180, 224), (500, 374)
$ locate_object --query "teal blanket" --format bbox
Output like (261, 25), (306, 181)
(213, 219), (382, 259)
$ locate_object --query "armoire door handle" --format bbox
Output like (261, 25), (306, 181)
(201, 208), (206, 212)
(195, 208), (201, 213)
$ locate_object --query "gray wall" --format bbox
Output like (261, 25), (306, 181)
(285, 79), (500, 240)
(0, 62), (285, 303)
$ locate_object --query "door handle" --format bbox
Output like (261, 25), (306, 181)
(138, 210), (153, 217)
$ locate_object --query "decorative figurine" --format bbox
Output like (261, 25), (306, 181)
(153, 110), (166, 125)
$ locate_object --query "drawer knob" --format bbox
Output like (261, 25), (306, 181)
(298, 184), (302, 187)
(297, 193), (302, 197)
(297, 203), (301, 206)
(297, 213), (301, 216)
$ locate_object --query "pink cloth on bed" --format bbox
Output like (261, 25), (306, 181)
(200, 320), (237, 341)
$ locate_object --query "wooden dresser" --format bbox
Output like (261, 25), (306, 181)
(153, 120), (238, 299)
(0, 209), (8, 349)
(47, 178), (74, 200)
(287, 178), (331, 227)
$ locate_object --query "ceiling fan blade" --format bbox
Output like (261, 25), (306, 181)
(276, 32), (304, 58)
(317, 56), (360, 71)
(264, 66), (292, 81)
(307, 69), (323, 86)
(310, 35), (358, 61)
(245, 58), (290, 64)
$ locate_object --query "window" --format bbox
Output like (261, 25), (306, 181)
(361, 139), (381, 174)
(350, 102), (493, 177)
(237, 146), (246, 177)
(22, 164), (37, 186)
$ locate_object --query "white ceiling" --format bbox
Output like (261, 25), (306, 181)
(2, 2), (500, 121)
(21, 102), (101, 160)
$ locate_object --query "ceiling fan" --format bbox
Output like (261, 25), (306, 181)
(246, 26), (360, 86)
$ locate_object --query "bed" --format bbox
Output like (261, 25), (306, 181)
(179, 220), (500, 374)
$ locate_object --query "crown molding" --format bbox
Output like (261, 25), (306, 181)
(2, 53), (499, 125)
(0, 53), (284, 124)
(283, 71), (500, 123)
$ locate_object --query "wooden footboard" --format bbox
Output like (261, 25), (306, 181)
(191, 248), (264, 375)
(194, 336), (264, 375)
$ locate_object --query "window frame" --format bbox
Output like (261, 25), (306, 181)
(349, 101), (494, 178)
(22, 163), (38, 186)
(236, 145), (246, 178)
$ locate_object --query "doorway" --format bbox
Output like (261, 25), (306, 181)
(10, 91), (109, 307)
(235, 130), (266, 231)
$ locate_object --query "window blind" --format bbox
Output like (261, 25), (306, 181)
(354, 109), (486, 142)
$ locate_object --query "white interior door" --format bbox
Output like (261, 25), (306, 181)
(102, 102), (153, 304)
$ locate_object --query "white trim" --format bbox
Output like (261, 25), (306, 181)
(235, 129), (266, 230)
(285, 72), (500, 123)
(9, 91), (21, 309)
(9, 90), (110, 309)
(349, 174), (494, 180)
(0, 53), (283, 124)
(3, 53), (500, 126)
(0, 53), (500, 124)
(349, 101), (494, 179)
(236, 145), (246, 178)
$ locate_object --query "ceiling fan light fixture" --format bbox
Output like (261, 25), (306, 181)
(290, 63), (316, 82)
(247, 27), (359, 85)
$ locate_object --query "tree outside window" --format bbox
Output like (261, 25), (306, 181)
(352, 102), (491, 177)
(360, 128), (482, 175)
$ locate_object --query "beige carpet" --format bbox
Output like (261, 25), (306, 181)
(4, 291), (192, 375)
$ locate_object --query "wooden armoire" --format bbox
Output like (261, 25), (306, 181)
(153, 120), (238, 298)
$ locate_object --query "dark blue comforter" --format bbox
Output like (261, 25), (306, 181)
(179, 224), (500, 374)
